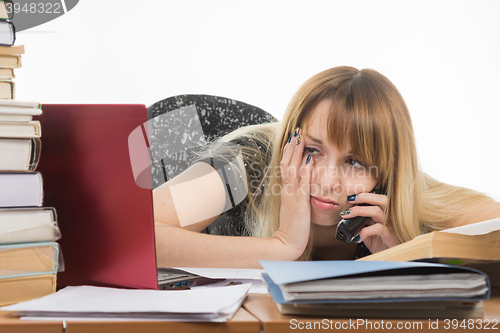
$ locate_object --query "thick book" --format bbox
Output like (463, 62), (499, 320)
(0, 100), (40, 109)
(0, 54), (20, 68)
(0, 20), (15, 46)
(0, 242), (60, 278)
(0, 45), (24, 55)
(0, 172), (43, 207)
(0, 102), (42, 122)
(0, 138), (41, 170)
(0, 68), (14, 80)
(0, 274), (56, 307)
(260, 260), (490, 319)
(358, 218), (500, 284)
(0, 80), (14, 99)
(0, 120), (41, 138)
(0, 207), (60, 244)
(0, 113), (33, 122)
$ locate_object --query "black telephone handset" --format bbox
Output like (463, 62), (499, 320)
(335, 185), (382, 243)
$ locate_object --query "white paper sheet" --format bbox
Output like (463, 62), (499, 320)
(191, 279), (267, 294)
(174, 267), (265, 280)
(440, 217), (500, 235)
(1, 284), (250, 322)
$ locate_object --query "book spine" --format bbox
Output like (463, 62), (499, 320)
(0, 172), (43, 207)
(0, 242), (60, 278)
(28, 137), (41, 170)
(0, 44), (24, 55)
(0, 20), (15, 46)
(0, 120), (42, 138)
(0, 68), (14, 80)
(0, 80), (14, 99)
(0, 106), (42, 115)
(0, 101), (41, 110)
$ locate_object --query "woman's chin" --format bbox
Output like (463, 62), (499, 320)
(310, 210), (342, 227)
(311, 220), (340, 227)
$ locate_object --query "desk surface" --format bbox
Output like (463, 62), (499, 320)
(1, 290), (499, 333)
(0, 307), (260, 333)
(243, 288), (500, 333)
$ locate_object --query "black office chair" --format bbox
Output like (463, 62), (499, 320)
(148, 94), (277, 189)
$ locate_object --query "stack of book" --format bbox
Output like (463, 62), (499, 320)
(0, 2), (19, 99)
(0, 106), (61, 306)
(0, 10), (62, 306)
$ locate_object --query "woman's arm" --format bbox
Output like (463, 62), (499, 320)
(152, 161), (309, 267)
(154, 222), (298, 268)
(153, 130), (314, 268)
(153, 162), (226, 232)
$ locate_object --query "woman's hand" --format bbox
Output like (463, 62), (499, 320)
(272, 128), (314, 259)
(342, 192), (400, 253)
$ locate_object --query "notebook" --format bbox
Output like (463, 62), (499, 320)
(37, 104), (200, 290)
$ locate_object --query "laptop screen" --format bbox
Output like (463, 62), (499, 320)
(37, 104), (159, 290)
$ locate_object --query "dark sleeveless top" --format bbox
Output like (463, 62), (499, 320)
(193, 132), (273, 237)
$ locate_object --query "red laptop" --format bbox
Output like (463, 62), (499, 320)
(37, 104), (160, 290)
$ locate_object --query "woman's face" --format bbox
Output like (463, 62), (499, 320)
(302, 100), (378, 227)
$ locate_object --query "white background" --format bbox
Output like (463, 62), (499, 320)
(15, 0), (500, 201)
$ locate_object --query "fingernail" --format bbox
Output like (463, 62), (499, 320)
(340, 209), (350, 216)
(287, 136), (291, 143)
(294, 127), (300, 137)
(306, 155), (311, 164)
(354, 235), (360, 243)
(296, 134), (301, 145)
(347, 194), (357, 201)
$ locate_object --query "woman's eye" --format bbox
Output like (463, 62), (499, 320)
(304, 147), (320, 154)
(347, 157), (365, 168)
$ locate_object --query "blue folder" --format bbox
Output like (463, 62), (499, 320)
(260, 260), (491, 304)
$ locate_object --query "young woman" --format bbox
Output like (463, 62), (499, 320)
(153, 66), (500, 268)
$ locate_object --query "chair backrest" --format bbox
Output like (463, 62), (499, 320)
(148, 94), (277, 189)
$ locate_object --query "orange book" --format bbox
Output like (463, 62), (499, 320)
(0, 242), (59, 277)
(0, 55), (21, 68)
(0, 274), (56, 306)
(0, 45), (25, 55)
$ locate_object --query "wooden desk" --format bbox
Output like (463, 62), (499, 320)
(0, 307), (260, 333)
(243, 288), (500, 333)
(0, 311), (62, 333)
(2, 290), (499, 333)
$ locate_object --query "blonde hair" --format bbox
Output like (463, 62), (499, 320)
(199, 66), (500, 260)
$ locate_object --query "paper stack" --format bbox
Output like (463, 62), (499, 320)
(260, 260), (490, 319)
(0, 284), (251, 322)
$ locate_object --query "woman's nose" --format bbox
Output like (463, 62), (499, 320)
(312, 164), (342, 195)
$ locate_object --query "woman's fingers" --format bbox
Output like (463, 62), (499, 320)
(348, 192), (388, 211)
(340, 205), (385, 223)
(280, 127), (304, 184)
(280, 137), (295, 171)
(297, 152), (313, 200)
(357, 222), (400, 253)
(340, 191), (398, 253)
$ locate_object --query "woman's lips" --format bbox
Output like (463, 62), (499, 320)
(310, 196), (338, 211)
